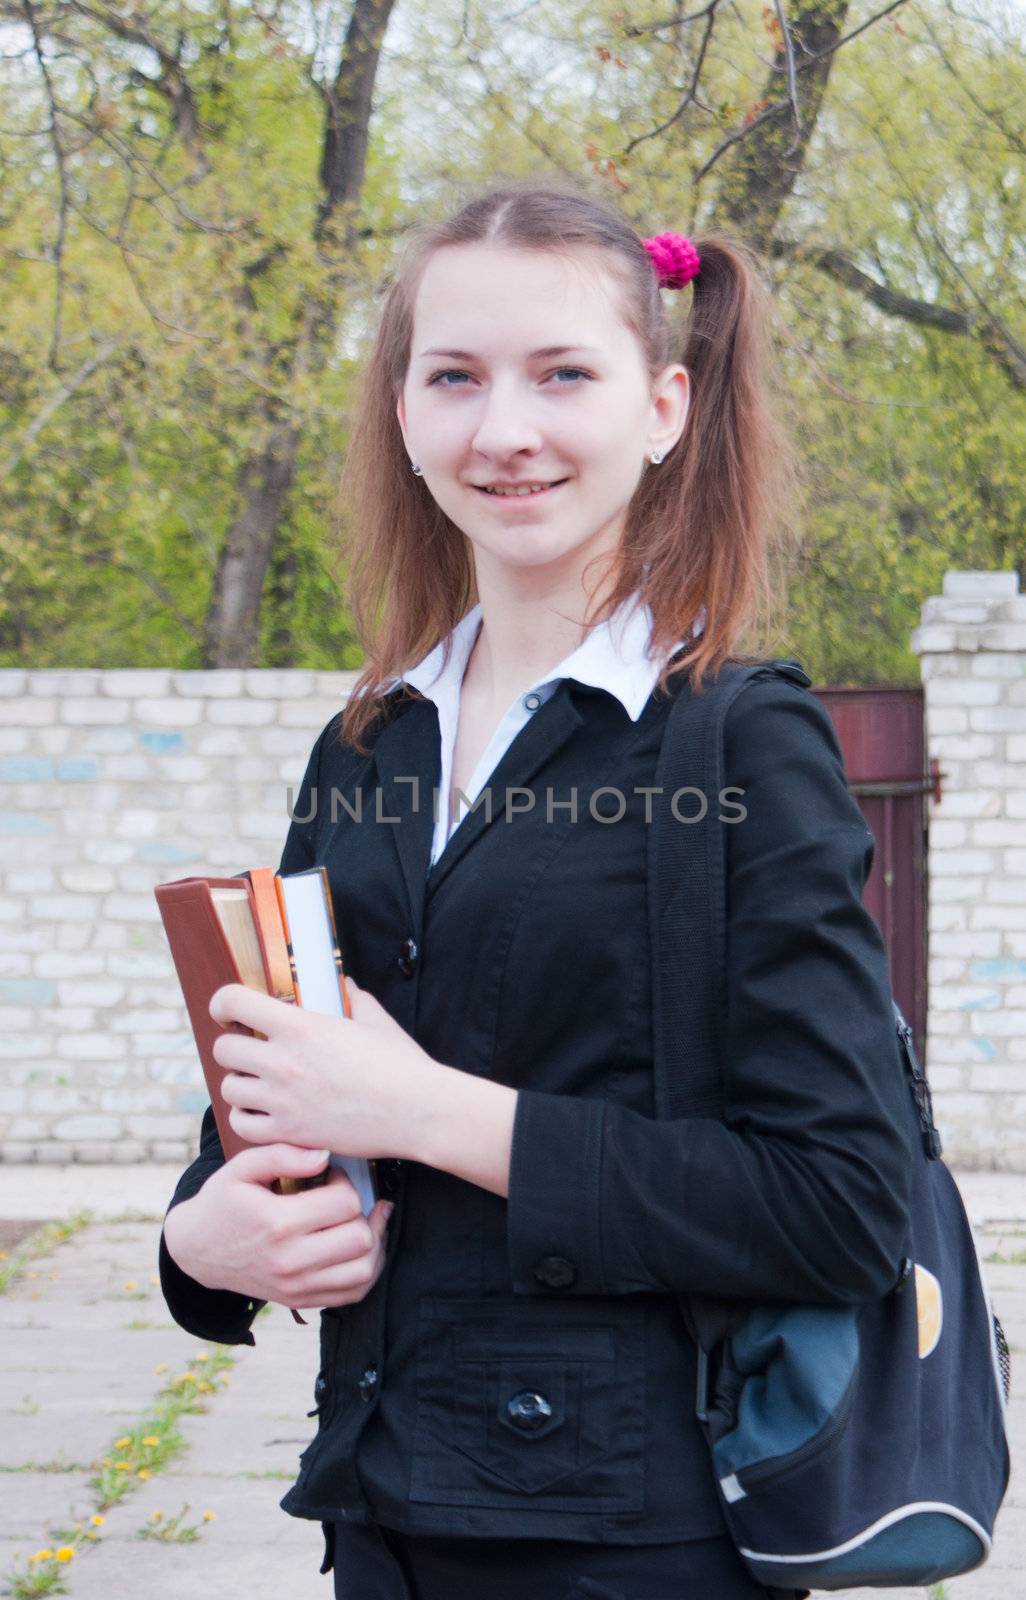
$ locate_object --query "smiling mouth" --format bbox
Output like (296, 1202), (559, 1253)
(475, 479), (569, 500)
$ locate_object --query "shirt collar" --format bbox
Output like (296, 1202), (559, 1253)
(392, 593), (705, 724)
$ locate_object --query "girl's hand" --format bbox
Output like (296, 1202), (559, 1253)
(163, 1143), (395, 1309)
(209, 976), (438, 1160)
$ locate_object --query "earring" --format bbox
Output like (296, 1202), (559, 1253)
(411, 462), (423, 475)
(649, 448), (665, 465)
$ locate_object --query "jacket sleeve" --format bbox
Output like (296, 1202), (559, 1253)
(505, 677), (916, 1307)
(157, 716), (338, 1343)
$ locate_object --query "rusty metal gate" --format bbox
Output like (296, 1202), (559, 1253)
(814, 686), (934, 1061)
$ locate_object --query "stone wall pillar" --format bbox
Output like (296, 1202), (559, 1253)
(911, 570), (1026, 1169)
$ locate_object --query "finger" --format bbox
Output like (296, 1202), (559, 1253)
(226, 1143), (331, 1185)
(280, 1251), (385, 1307)
(227, 1103), (274, 1140)
(276, 1165), (365, 1231)
(212, 1030), (270, 1074)
(209, 982), (292, 1034)
(281, 1212), (378, 1277)
(221, 1071), (271, 1112)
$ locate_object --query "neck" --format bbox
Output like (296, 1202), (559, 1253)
(463, 565), (621, 712)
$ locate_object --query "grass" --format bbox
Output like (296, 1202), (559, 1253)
(2, 1345), (237, 1597)
(984, 1247), (1026, 1264)
(0, 1212), (92, 1295)
(0, 1206), (244, 1594)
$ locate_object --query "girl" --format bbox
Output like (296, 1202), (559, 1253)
(160, 181), (914, 1600)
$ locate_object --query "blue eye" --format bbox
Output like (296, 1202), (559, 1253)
(426, 367), (591, 387)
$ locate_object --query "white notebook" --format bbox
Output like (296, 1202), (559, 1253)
(277, 867), (378, 1215)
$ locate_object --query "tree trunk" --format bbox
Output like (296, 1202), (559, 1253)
(202, 0), (397, 668)
(720, 1), (851, 251)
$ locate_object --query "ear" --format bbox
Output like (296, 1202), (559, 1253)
(650, 364), (690, 455)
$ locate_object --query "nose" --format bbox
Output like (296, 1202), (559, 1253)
(469, 376), (545, 462)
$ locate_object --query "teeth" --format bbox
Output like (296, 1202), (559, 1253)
(485, 482), (556, 496)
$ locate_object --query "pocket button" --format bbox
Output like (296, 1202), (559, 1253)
(505, 1389), (553, 1432)
(533, 1255), (576, 1288)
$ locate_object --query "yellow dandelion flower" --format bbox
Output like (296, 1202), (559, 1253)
(55, 1547), (75, 1563)
(27, 1269), (38, 1278)
(217, 1374), (230, 1385)
(150, 1511), (164, 1523)
(175, 1372), (196, 1384)
(198, 1381), (213, 1392)
(194, 1351), (209, 1362)
(114, 1461), (132, 1471)
(115, 1436), (131, 1448)
(101, 1456), (112, 1467)
(142, 1436), (159, 1447)
(137, 1468), (151, 1480)
(202, 1510), (216, 1521)
(153, 1363), (169, 1374)
(0, 1249), (8, 1259)
(31, 1549), (53, 1561)
(123, 1280), (137, 1290)
(90, 1515), (104, 1527)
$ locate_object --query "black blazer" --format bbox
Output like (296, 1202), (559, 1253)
(158, 670), (914, 1546)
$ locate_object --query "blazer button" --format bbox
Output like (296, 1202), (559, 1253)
(506, 1389), (553, 1431)
(357, 1366), (379, 1401)
(397, 937), (418, 977)
(532, 1254), (576, 1289)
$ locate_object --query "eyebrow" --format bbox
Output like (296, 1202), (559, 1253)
(416, 345), (604, 362)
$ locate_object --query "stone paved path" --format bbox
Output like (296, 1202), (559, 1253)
(0, 1167), (1021, 1599)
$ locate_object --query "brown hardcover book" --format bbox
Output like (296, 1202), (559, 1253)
(154, 874), (325, 1326)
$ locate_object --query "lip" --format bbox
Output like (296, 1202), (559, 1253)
(474, 479), (568, 505)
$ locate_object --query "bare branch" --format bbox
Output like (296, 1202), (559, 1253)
(773, 238), (1026, 390)
(630, 0), (911, 177)
(623, 2), (721, 39)
(772, 0), (803, 155)
(22, 0), (69, 371)
(623, 0), (723, 155)
(1, 340), (117, 477)
(67, 0), (205, 158)
(787, 0), (911, 71)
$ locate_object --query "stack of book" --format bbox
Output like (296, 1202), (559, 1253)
(154, 866), (377, 1214)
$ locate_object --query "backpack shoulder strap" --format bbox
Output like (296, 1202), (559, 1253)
(647, 657), (812, 1123)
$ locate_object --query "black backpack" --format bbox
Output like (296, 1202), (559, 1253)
(647, 658), (1011, 1590)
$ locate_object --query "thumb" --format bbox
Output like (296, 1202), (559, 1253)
(368, 1196), (396, 1240)
(231, 1142), (330, 1184)
(346, 976), (388, 1024)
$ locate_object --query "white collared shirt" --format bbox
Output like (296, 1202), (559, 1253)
(387, 594), (705, 867)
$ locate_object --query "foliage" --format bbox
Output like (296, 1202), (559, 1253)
(0, 0), (1023, 680)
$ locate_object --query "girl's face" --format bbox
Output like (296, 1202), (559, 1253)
(396, 243), (688, 594)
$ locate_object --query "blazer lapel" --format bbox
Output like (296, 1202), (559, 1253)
(368, 694), (441, 937)
(426, 681), (584, 897)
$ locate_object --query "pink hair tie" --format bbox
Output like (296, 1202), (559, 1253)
(642, 232), (701, 290)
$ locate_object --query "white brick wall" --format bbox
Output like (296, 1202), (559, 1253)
(911, 569), (1026, 1169)
(0, 669), (358, 1164)
(2, 577), (1025, 1170)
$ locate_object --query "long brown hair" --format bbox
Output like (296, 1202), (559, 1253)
(337, 178), (799, 752)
